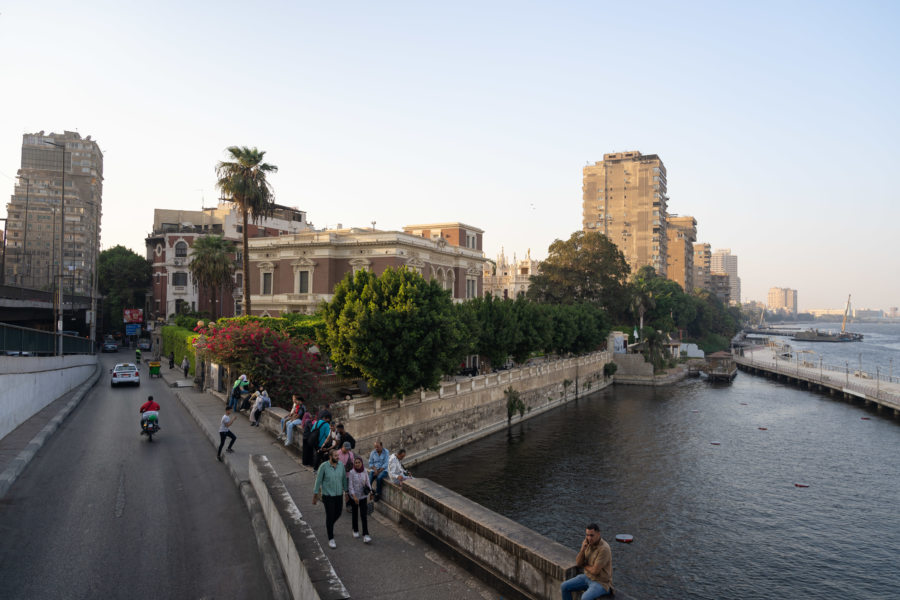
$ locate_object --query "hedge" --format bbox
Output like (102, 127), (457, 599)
(161, 325), (198, 376)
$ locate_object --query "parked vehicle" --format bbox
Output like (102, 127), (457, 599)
(137, 339), (151, 351)
(102, 341), (119, 353)
(110, 363), (140, 387)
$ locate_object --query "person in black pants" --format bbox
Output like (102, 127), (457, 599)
(312, 449), (349, 549)
(217, 407), (236, 461)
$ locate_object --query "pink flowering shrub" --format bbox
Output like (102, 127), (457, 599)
(193, 320), (325, 408)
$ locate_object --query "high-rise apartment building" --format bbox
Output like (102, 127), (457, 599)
(583, 151), (668, 276)
(666, 215), (696, 292)
(693, 242), (711, 291)
(767, 287), (798, 315)
(711, 248), (740, 304)
(4, 131), (103, 294)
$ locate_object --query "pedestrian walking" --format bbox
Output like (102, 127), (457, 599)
(181, 356), (190, 378)
(217, 406), (237, 461)
(312, 448), (348, 549)
(348, 456), (372, 543)
(168, 351), (175, 369)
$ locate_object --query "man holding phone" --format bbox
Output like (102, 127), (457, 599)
(560, 523), (613, 599)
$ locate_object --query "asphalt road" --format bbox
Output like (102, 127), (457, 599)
(0, 353), (273, 600)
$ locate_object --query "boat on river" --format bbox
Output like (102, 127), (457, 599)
(792, 295), (863, 342)
(701, 351), (737, 382)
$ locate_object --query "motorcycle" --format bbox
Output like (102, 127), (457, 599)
(141, 411), (160, 442)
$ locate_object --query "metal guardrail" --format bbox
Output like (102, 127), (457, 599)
(0, 322), (93, 355)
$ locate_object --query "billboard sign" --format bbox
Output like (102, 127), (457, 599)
(125, 323), (140, 336)
(123, 309), (144, 324)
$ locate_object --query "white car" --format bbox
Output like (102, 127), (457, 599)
(111, 363), (141, 387)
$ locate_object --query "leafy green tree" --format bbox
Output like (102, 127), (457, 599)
(188, 235), (235, 319)
(465, 294), (519, 370)
(321, 267), (468, 399)
(215, 146), (278, 315)
(510, 297), (552, 363)
(527, 231), (630, 320)
(98, 245), (151, 335)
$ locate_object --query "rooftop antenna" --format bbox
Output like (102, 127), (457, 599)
(196, 188), (205, 209)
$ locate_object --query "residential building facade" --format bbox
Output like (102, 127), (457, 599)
(711, 248), (740, 304)
(693, 242), (711, 291)
(767, 287), (798, 316)
(709, 273), (732, 305)
(665, 215), (696, 292)
(582, 151), (669, 276)
(247, 223), (486, 315)
(4, 131), (103, 294)
(483, 248), (539, 299)
(145, 202), (310, 319)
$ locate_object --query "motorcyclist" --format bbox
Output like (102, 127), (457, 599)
(140, 395), (160, 431)
(135, 347), (142, 363)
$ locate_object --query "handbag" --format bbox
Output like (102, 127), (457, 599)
(363, 483), (372, 495)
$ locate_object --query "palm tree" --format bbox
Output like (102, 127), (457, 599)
(215, 146), (278, 315)
(189, 235), (235, 319)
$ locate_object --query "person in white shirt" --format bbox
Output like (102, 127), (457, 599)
(217, 406), (236, 461)
(388, 449), (411, 484)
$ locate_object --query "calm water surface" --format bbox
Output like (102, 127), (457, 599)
(416, 324), (900, 599)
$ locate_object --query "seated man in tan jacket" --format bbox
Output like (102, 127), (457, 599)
(560, 523), (613, 599)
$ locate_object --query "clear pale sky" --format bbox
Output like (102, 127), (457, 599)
(1, 1), (898, 311)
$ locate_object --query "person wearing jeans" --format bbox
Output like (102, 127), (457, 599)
(217, 407), (236, 461)
(367, 440), (390, 500)
(312, 448), (348, 549)
(560, 523), (613, 599)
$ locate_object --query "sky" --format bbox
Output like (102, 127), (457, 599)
(1, 1), (898, 311)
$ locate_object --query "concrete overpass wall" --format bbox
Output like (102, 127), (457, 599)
(0, 355), (98, 441)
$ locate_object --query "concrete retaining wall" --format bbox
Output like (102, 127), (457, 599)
(328, 351), (612, 464)
(249, 455), (349, 600)
(378, 477), (577, 600)
(0, 354), (98, 441)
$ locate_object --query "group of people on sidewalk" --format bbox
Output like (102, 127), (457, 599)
(311, 437), (412, 549)
(209, 378), (613, 596)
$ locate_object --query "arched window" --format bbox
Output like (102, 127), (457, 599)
(175, 241), (188, 257)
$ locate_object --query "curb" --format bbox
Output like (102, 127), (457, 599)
(173, 387), (291, 600)
(0, 364), (102, 500)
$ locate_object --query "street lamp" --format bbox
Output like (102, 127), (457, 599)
(43, 139), (66, 356)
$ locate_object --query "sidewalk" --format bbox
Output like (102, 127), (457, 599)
(162, 368), (500, 600)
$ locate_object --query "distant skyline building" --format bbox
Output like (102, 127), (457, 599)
(693, 242), (711, 291)
(767, 286), (798, 316)
(582, 151), (668, 276)
(711, 248), (740, 304)
(4, 131), (103, 294)
(666, 215), (696, 292)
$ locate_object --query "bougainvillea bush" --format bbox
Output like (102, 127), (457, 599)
(193, 320), (326, 408)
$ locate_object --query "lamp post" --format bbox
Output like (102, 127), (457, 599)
(44, 139), (66, 356)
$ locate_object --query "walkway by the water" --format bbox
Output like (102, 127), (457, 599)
(736, 344), (900, 412)
(159, 367), (501, 600)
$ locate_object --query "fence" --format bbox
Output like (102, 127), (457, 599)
(0, 322), (93, 355)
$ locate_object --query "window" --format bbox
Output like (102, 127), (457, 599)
(173, 272), (188, 286)
(262, 272), (272, 295)
(175, 241), (187, 257)
(298, 270), (309, 293)
(466, 278), (477, 298)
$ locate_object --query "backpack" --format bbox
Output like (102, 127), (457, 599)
(303, 420), (320, 443)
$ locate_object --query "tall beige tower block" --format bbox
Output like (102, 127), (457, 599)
(582, 151), (668, 276)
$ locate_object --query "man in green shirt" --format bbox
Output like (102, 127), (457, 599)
(313, 448), (349, 548)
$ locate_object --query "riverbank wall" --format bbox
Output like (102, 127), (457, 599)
(330, 350), (612, 465)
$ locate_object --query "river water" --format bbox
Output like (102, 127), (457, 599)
(416, 323), (900, 599)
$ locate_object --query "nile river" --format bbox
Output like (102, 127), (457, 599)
(416, 323), (900, 599)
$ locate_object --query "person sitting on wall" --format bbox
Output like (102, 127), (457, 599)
(560, 523), (613, 600)
(333, 423), (355, 450)
(388, 448), (412, 484)
(368, 440), (390, 500)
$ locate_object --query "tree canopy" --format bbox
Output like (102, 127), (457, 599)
(188, 235), (235, 319)
(98, 245), (151, 335)
(527, 230), (630, 320)
(321, 267), (468, 399)
(215, 146), (277, 315)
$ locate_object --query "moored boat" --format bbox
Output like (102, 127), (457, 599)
(701, 351), (737, 382)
